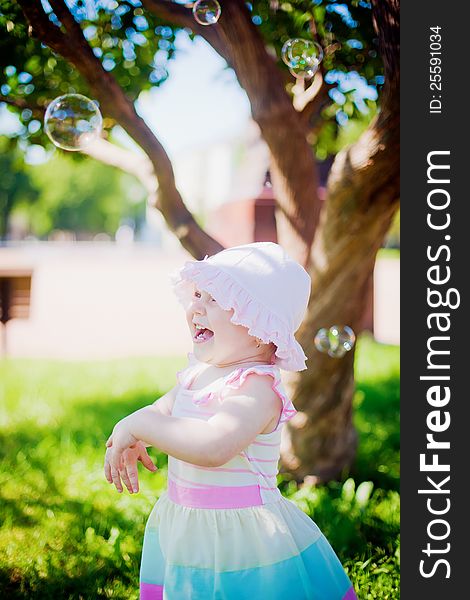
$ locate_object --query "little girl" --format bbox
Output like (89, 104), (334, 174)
(104, 242), (357, 600)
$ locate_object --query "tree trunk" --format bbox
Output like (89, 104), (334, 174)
(281, 0), (400, 481)
(282, 182), (398, 480)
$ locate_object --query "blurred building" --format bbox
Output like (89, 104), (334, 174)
(144, 120), (271, 249)
(0, 242), (398, 359)
(142, 121), (336, 251)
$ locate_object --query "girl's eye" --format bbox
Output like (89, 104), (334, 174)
(193, 290), (216, 302)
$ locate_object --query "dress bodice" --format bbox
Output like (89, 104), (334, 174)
(167, 353), (297, 508)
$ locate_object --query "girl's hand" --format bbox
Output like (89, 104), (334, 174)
(104, 440), (157, 494)
(104, 420), (156, 493)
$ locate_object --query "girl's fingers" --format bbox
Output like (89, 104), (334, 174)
(105, 443), (153, 495)
(110, 464), (123, 493)
(139, 450), (158, 473)
(119, 466), (134, 494)
(125, 463), (139, 494)
(104, 457), (113, 483)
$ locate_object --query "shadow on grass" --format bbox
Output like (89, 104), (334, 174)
(350, 374), (400, 491)
(0, 389), (173, 598)
(0, 565), (137, 600)
(0, 483), (145, 599)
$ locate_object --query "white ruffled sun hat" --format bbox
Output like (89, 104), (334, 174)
(169, 242), (312, 371)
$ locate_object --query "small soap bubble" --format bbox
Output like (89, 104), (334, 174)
(281, 39), (295, 66)
(282, 38), (324, 79)
(288, 39), (323, 65)
(314, 328), (331, 354)
(328, 325), (356, 358)
(192, 0), (221, 26)
(338, 325), (356, 351)
(44, 93), (102, 151)
(314, 325), (356, 358)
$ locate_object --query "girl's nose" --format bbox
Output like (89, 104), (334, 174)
(188, 298), (204, 316)
(189, 297), (202, 310)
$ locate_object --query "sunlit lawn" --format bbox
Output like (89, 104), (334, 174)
(0, 335), (399, 599)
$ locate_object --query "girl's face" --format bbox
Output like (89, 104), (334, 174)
(186, 286), (263, 365)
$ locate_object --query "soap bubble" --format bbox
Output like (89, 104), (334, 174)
(281, 38), (323, 79)
(314, 325), (356, 358)
(44, 93), (102, 151)
(288, 39), (324, 66)
(281, 39), (295, 66)
(314, 328), (330, 354)
(327, 325), (356, 358)
(192, 0), (221, 26)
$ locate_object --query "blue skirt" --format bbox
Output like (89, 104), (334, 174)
(139, 491), (357, 599)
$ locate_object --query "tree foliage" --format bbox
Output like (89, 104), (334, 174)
(1, 0), (384, 157)
(0, 132), (145, 238)
(26, 154), (145, 237)
(0, 136), (38, 238)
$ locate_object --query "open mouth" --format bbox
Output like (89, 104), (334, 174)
(193, 327), (215, 344)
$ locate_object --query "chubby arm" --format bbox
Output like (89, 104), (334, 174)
(152, 384), (178, 415)
(206, 374), (283, 464)
(121, 374), (282, 467)
(139, 385), (178, 448)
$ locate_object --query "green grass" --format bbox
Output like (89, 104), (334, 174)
(377, 248), (400, 260)
(0, 338), (399, 599)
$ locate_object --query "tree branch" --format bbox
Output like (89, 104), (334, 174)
(144, 0), (322, 266)
(372, 0), (399, 103)
(325, 0), (400, 210)
(16, 0), (223, 258)
(0, 94), (46, 120)
(141, 0), (228, 59)
(301, 0), (400, 277)
(82, 138), (158, 204)
(0, 87), (161, 220)
(292, 72), (322, 112)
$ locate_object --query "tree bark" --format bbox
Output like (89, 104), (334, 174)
(281, 0), (400, 481)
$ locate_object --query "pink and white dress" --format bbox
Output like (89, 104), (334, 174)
(139, 354), (357, 600)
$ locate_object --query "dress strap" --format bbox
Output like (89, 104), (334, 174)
(177, 359), (297, 430)
(222, 364), (297, 432)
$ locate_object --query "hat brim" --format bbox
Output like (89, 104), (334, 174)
(170, 257), (308, 372)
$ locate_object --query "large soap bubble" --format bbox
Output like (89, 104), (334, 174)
(314, 325), (356, 358)
(44, 93), (102, 151)
(281, 38), (324, 79)
(192, 0), (221, 26)
(288, 39), (324, 66)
